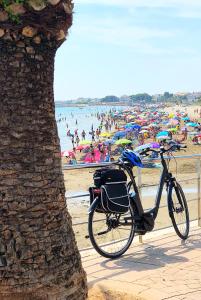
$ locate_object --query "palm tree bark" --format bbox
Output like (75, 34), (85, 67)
(0, 1), (87, 299)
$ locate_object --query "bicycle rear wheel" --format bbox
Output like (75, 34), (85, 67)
(168, 181), (189, 240)
(88, 201), (135, 259)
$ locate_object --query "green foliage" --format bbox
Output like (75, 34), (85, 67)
(157, 92), (187, 103)
(100, 95), (120, 103)
(0, 0), (27, 23)
(130, 93), (152, 103)
(163, 92), (173, 99)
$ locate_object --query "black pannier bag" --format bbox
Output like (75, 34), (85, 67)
(93, 168), (127, 187)
(90, 168), (130, 214)
(101, 183), (130, 214)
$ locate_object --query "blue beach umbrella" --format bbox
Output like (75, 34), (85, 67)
(182, 117), (190, 121)
(186, 122), (199, 127)
(125, 127), (134, 132)
(124, 123), (133, 128)
(157, 131), (169, 137)
(113, 131), (127, 139)
(132, 124), (141, 130)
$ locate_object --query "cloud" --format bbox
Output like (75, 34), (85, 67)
(71, 16), (194, 56)
(76, 0), (201, 9)
(71, 2), (200, 55)
(76, 0), (201, 19)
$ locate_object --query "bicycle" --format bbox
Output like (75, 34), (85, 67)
(87, 144), (190, 258)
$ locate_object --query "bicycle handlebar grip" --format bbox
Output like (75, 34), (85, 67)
(140, 147), (150, 156)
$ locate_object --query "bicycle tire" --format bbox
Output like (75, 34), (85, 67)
(168, 181), (189, 240)
(88, 200), (135, 259)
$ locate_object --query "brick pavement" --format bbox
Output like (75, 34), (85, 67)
(82, 226), (201, 300)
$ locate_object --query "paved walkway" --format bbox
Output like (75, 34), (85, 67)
(82, 226), (201, 300)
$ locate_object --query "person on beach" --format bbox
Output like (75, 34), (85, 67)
(76, 135), (80, 146)
(107, 142), (112, 155)
(71, 135), (75, 147)
(183, 127), (188, 140)
(96, 129), (100, 139)
(90, 143), (95, 162)
(81, 130), (86, 140)
(90, 129), (95, 141)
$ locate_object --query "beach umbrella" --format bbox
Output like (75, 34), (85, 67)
(139, 130), (149, 133)
(149, 142), (160, 148)
(113, 131), (127, 139)
(99, 132), (112, 138)
(79, 140), (93, 145)
(157, 136), (171, 140)
(186, 122), (199, 127)
(115, 139), (132, 145)
(132, 124), (141, 130)
(158, 130), (169, 135)
(125, 127), (134, 132)
(168, 113), (174, 118)
(182, 117), (190, 121)
(157, 131), (169, 137)
(125, 123), (134, 128)
(76, 145), (84, 151)
(168, 128), (177, 132)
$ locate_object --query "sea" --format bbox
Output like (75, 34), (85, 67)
(55, 105), (127, 151)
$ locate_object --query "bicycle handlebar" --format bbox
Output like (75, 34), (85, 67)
(139, 144), (187, 156)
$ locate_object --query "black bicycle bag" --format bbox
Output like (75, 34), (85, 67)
(93, 168), (127, 188)
(101, 182), (129, 213)
(90, 168), (129, 214)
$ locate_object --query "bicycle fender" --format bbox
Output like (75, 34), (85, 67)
(88, 197), (100, 214)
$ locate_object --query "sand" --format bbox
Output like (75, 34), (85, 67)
(88, 286), (145, 300)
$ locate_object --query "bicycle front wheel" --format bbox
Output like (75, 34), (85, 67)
(168, 182), (189, 240)
(88, 201), (135, 259)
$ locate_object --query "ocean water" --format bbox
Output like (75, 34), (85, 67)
(55, 105), (126, 151)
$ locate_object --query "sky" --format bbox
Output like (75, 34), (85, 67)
(54, 0), (201, 100)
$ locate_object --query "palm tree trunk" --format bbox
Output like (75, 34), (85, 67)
(0, 36), (87, 299)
